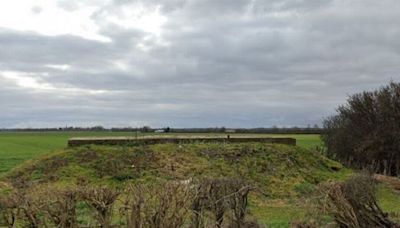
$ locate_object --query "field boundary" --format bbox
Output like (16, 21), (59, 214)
(67, 137), (296, 147)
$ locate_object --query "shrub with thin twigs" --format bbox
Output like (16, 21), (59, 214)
(318, 174), (399, 228)
(80, 185), (121, 228)
(191, 178), (253, 228)
(35, 185), (79, 228)
(0, 178), (260, 227)
(121, 182), (194, 228)
(0, 191), (20, 228)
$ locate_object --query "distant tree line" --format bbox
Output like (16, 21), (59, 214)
(322, 82), (400, 177)
(0, 126), (108, 132)
(0, 126), (323, 134)
(168, 126), (322, 134)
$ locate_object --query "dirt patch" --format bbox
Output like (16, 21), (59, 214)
(0, 181), (12, 190)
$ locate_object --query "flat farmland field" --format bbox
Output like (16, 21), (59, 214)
(0, 131), (321, 173)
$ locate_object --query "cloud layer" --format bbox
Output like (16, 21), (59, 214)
(1, 0), (400, 128)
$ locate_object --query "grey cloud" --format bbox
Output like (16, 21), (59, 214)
(0, 29), (110, 70)
(31, 6), (43, 14)
(1, 0), (400, 128)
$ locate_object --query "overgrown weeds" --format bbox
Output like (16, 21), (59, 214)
(0, 178), (260, 227)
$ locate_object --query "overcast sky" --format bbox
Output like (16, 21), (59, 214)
(0, 0), (399, 128)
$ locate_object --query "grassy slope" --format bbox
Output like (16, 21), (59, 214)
(0, 132), (321, 173)
(7, 143), (343, 192)
(4, 143), (350, 226)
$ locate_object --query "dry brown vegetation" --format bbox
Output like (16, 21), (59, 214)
(0, 178), (263, 228)
(80, 186), (120, 228)
(121, 182), (194, 228)
(318, 174), (399, 228)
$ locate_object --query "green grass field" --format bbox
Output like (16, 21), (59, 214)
(0, 132), (322, 173)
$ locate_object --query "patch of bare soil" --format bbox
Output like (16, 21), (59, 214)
(0, 181), (12, 190)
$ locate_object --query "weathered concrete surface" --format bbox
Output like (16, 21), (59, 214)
(68, 136), (296, 147)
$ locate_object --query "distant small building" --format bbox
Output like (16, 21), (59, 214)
(225, 129), (236, 133)
(155, 129), (165, 133)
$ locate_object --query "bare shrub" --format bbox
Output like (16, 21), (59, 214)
(0, 192), (20, 228)
(191, 178), (252, 228)
(121, 179), (255, 228)
(0, 186), (79, 228)
(0, 179), (258, 228)
(18, 192), (46, 228)
(80, 185), (121, 228)
(35, 185), (79, 228)
(121, 182), (194, 228)
(0, 190), (49, 228)
(319, 174), (398, 228)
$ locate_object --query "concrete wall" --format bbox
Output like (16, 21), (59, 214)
(67, 137), (296, 147)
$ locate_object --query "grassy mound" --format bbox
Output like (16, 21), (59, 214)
(5, 143), (349, 197)
(3, 143), (400, 227)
